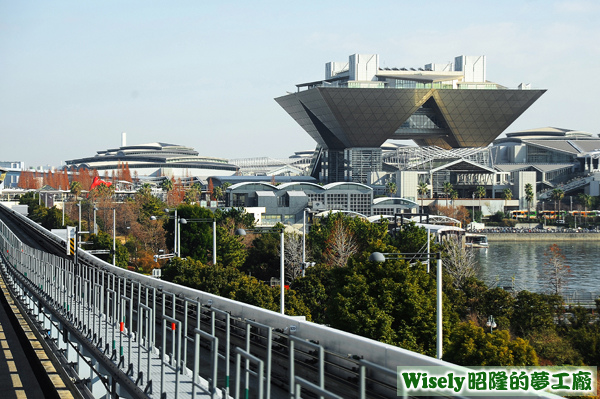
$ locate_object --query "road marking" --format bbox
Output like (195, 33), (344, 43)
(7, 360), (16, 372)
(10, 373), (23, 387)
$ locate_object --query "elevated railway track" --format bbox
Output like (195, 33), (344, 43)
(0, 203), (557, 398)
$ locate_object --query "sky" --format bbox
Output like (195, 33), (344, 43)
(1, 0), (599, 168)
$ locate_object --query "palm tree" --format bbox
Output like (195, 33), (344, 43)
(578, 193), (593, 227)
(385, 181), (397, 197)
(476, 186), (486, 219)
(161, 178), (174, 193)
(70, 181), (82, 200)
(502, 188), (512, 214)
(417, 182), (429, 213)
(450, 189), (458, 206)
(525, 183), (534, 224)
(551, 188), (565, 221)
(443, 182), (453, 206)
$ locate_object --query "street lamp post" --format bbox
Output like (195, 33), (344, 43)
(486, 315), (497, 333)
(93, 205), (98, 235)
(236, 228), (285, 314)
(178, 218), (217, 264)
(112, 208), (116, 265)
(77, 200), (82, 233)
(472, 192), (475, 227)
(302, 207), (310, 273)
(369, 251), (443, 360)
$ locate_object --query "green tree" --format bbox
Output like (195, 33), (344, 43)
(527, 329), (583, 366)
(70, 181), (82, 200)
(443, 182), (453, 206)
(578, 193), (593, 227)
(168, 204), (214, 261)
(212, 186), (224, 202)
(551, 188), (565, 219)
(138, 183), (152, 196)
(161, 178), (174, 193)
(89, 232), (128, 268)
(242, 230), (282, 281)
(308, 212), (390, 265)
(391, 222), (433, 253)
(450, 189), (458, 205)
(184, 182), (202, 204)
(325, 258), (454, 356)
(444, 321), (538, 366)
(385, 181), (397, 197)
(525, 183), (534, 223)
(476, 186), (486, 219)
(502, 188), (512, 212)
(511, 291), (561, 337)
(161, 257), (311, 319)
(417, 182), (429, 213)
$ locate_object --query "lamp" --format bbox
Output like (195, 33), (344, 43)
(370, 251), (443, 360)
(236, 228), (285, 314)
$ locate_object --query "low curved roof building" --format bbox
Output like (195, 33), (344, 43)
(65, 142), (238, 179)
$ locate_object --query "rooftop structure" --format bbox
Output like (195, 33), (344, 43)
(65, 137), (237, 180)
(276, 53), (545, 184)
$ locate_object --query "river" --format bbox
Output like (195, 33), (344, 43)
(473, 241), (600, 294)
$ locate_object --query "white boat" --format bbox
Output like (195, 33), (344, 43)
(465, 233), (489, 248)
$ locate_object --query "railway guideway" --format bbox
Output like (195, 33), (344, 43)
(0, 203), (558, 399)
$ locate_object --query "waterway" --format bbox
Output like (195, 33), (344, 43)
(473, 241), (600, 294)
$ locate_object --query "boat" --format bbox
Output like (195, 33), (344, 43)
(465, 233), (489, 248)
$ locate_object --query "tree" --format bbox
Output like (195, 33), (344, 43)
(70, 181), (83, 200)
(385, 181), (397, 197)
(543, 244), (570, 296)
(476, 186), (486, 219)
(283, 233), (304, 282)
(184, 183), (201, 204)
(578, 193), (593, 227)
(502, 188), (512, 212)
(323, 218), (358, 268)
(525, 183), (534, 224)
(169, 204), (214, 262)
(511, 291), (562, 337)
(417, 182), (429, 213)
(444, 321), (538, 366)
(161, 178), (174, 204)
(450, 189), (458, 206)
(212, 186), (224, 202)
(443, 182), (453, 206)
(442, 235), (478, 290)
(551, 188), (565, 219)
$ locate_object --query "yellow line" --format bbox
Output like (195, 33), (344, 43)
(4, 349), (13, 359)
(7, 360), (16, 372)
(10, 373), (23, 387)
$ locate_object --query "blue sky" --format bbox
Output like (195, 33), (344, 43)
(1, 1), (599, 167)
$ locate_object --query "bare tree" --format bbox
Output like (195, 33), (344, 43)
(323, 219), (358, 268)
(442, 235), (478, 289)
(282, 233), (304, 282)
(544, 244), (570, 296)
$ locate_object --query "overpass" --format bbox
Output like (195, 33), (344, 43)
(0, 203), (558, 398)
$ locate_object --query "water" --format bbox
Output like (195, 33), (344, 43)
(473, 241), (600, 294)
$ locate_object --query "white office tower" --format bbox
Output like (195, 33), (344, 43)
(121, 132), (127, 147)
(454, 55), (486, 82)
(325, 61), (349, 79)
(349, 54), (379, 81)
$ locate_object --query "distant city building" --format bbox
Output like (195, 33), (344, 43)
(276, 53), (545, 184)
(0, 161), (25, 189)
(225, 181), (417, 225)
(65, 136), (237, 181)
